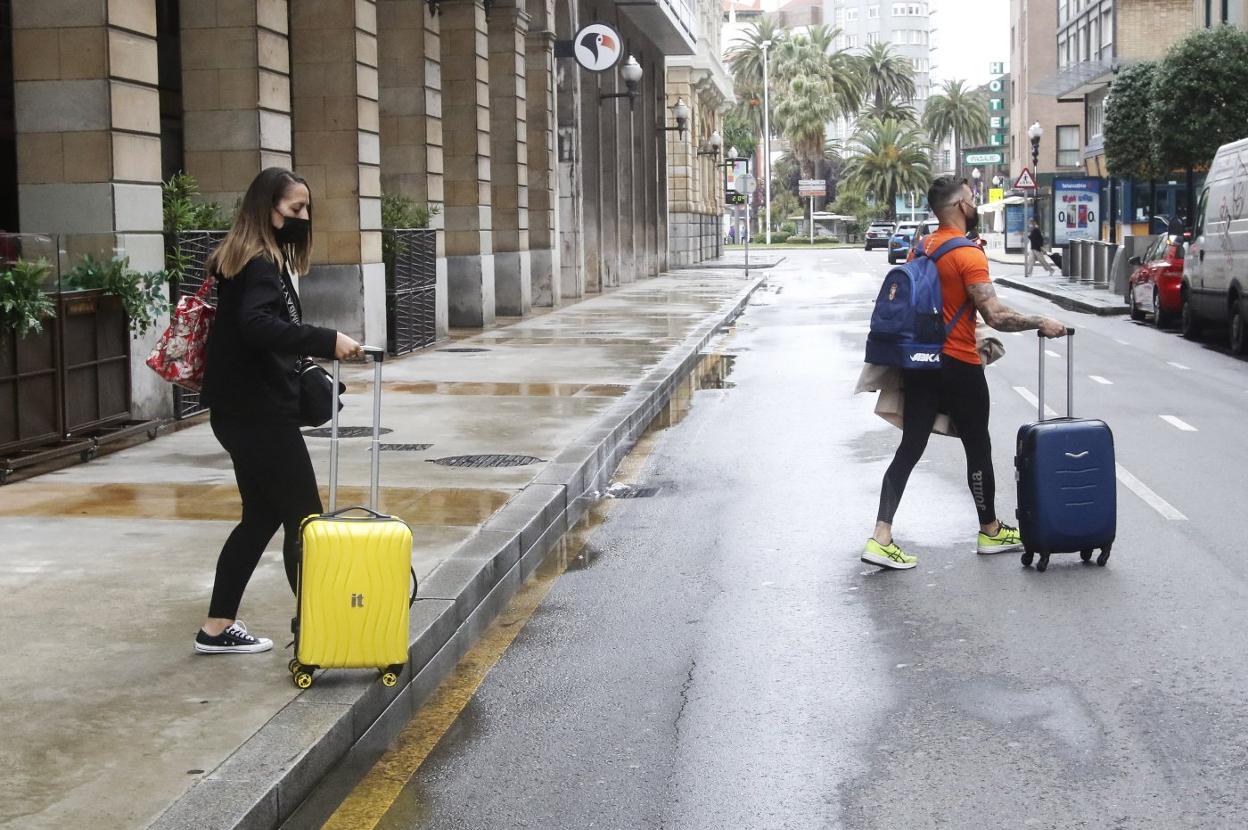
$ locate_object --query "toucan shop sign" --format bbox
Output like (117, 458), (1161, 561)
(554, 23), (624, 72)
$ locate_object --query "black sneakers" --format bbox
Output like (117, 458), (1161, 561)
(194, 620), (273, 654)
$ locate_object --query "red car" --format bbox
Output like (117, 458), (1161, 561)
(1127, 233), (1185, 328)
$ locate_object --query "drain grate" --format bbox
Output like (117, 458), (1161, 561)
(429, 454), (544, 468)
(437, 347), (491, 353)
(303, 426), (394, 438)
(376, 443), (432, 452)
(604, 483), (662, 499)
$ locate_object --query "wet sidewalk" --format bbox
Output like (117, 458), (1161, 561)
(993, 272), (1128, 316)
(0, 263), (765, 830)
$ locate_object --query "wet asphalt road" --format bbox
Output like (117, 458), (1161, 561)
(345, 249), (1248, 829)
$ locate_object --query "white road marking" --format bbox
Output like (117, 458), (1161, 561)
(1167, 361), (1190, 370)
(1046, 350), (1061, 358)
(1013, 386), (1059, 419)
(1160, 415), (1198, 432)
(1089, 375), (1113, 385)
(1115, 339), (1131, 346)
(1115, 464), (1188, 521)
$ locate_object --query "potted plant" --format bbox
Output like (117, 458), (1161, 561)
(0, 258), (63, 453)
(59, 254), (170, 434)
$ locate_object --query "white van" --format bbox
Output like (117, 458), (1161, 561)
(1183, 136), (1248, 352)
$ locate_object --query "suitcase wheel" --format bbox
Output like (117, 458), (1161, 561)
(293, 670), (314, 689)
(380, 671), (398, 688)
(288, 659), (301, 675)
(1036, 553), (1050, 573)
(1096, 546), (1111, 567)
(1021, 549), (1034, 568)
(1080, 549), (1093, 563)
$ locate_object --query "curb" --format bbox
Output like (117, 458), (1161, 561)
(994, 276), (1128, 316)
(147, 271), (768, 830)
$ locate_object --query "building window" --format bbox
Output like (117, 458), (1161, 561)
(867, 31), (880, 44)
(893, 29), (906, 44)
(1088, 97), (1105, 141)
(846, 33), (859, 47)
(910, 29), (921, 44)
(1058, 36), (1068, 69)
(869, 4), (879, 18)
(1057, 125), (1081, 166)
(845, 7), (858, 21)
(892, 2), (906, 15)
(942, 149), (951, 169)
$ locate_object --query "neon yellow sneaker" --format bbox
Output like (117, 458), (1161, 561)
(977, 522), (1024, 554)
(862, 538), (918, 570)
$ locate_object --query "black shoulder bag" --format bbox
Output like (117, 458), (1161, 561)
(278, 270), (343, 427)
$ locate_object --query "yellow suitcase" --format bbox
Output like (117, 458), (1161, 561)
(290, 349), (416, 689)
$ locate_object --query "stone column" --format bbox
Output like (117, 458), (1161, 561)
(179, 0), (292, 208)
(440, 0), (495, 327)
(12, 0), (167, 418)
(525, 0), (559, 307)
(641, 54), (658, 278)
(654, 63), (669, 274)
(378, 0), (448, 339)
(597, 71), (619, 288)
(616, 83), (635, 284)
(488, 0), (530, 317)
(665, 70), (695, 267)
(577, 63), (600, 293)
(555, 32), (585, 300)
(290, 0), (385, 346)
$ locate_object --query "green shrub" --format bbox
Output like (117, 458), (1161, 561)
(0, 259), (55, 338)
(771, 232), (790, 243)
(779, 221), (797, 235)
(63, 254), (170, 337)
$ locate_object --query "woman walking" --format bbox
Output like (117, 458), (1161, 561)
(195, 168), (363, 654)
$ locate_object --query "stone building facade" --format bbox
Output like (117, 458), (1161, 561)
(1, 0), (728, 419)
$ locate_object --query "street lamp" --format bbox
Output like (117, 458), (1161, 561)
(697, 130), (723, 159)
(660, 98), (690, 138)
(971, 167), (982, 204)
(761, 39), (772, 245)
(600, 56), (643, 108)
(1028, 121), (1044, 237)
(723, 147), (753, 277)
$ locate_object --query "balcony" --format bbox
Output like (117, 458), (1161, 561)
(617, 0), (697, 55)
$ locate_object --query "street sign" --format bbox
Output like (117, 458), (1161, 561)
(965, 151), (1004, 165)
(798, 178), (826, 197)
(568, 24), (622, 72)
(1014, 167), (1037, 189)
(736, 174), (757, 195)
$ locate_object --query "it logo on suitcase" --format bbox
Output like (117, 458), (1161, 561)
(350, 593), (365, 608)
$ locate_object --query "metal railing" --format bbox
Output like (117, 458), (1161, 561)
(170, 231), (226, 420)
(383, 228), (437, 356)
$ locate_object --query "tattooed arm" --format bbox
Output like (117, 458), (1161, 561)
(967, 282), (1067, 337)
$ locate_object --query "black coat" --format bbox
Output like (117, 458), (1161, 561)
(201, 255), (337, 424)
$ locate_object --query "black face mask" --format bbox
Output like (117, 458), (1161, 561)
(275, 216), (311, 247)
(963, 204), (980, 235)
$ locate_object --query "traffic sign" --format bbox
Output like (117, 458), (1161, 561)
(736, 174), (757, 195)
(1014, 167), (1037, 189)
(798, 178), (827, 197)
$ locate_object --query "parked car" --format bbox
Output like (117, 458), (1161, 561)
(1127, 234), (1184, 328)
(1183, 136), (1248, 352)
(864, 222), (894, 250)
(887, 221), (922, 264)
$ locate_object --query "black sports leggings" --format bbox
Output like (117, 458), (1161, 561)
(877, 357), (997, 526)
(208, 416), (322, 619)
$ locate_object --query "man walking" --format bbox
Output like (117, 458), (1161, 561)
(863, 177), (1067, 570)
(1025, 217), (1055, 277)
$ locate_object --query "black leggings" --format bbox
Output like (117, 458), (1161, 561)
(208, 416), (322, 619)
(877, 357), (997, 526)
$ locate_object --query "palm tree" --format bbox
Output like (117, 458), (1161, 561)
(862, 98), (919, 126)
(923, 79), (990, 176)
(859, 43), (917, 112)
(725, 18), (787, 94)
(843, 118), (932, 220)
(770, 33), (860, 180)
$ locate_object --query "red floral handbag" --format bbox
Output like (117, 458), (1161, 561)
(146, 276), (215, 392)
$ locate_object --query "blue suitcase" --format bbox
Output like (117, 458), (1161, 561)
(1014, 330), (1116, 572)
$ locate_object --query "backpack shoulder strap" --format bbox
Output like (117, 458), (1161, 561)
(929, 236), (978, 262)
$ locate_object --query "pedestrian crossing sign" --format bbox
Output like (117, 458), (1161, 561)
(1014, 168), (1037, 189)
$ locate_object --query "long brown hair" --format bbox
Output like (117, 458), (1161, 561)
(206, 168), (313, 279)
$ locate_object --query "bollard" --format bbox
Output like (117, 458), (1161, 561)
(1069, 240), (1083, 281)
(1097, 242), (1120, 289)
(1079, 240), (1095, 284)
(1092, 242), (1108, 288)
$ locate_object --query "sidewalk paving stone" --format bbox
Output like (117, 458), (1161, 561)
(0, 263), (764, 830)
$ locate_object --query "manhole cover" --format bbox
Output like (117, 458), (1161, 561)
(437, 347), (491, 353)
(376, 443), (432, 452)
(429, 454), (544, 468)
(302, 426), (394, 438)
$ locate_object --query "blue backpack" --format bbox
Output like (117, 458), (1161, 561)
(865, 236), (978, 369)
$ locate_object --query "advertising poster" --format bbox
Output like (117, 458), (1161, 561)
(1053, 178), (1102, 246)
(1005, 204), (1025, 250)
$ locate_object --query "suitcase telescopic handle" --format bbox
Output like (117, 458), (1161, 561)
(328, 347), (386, 513)
(1036, 328), (1076, 421)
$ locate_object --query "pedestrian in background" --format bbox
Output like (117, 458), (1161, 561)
(1025, 217), (1055, 277)
(195, 167), (363, 654)
(863, 177), (1066, 570)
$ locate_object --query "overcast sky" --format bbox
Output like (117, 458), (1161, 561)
(930, 0), (1011, 89)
